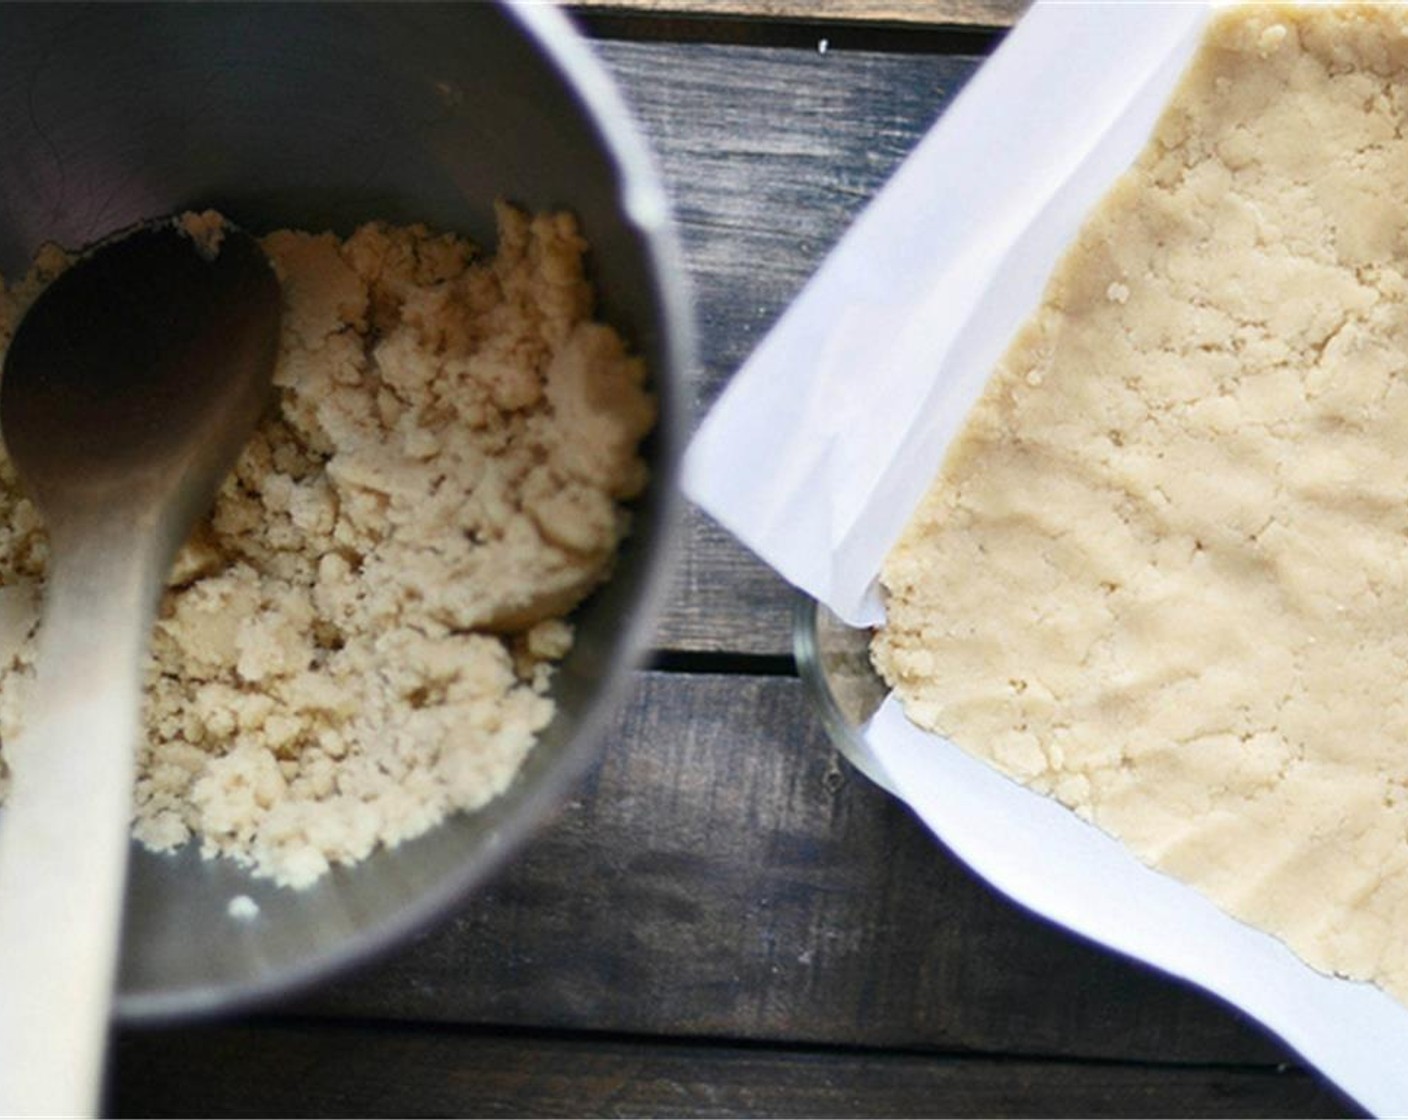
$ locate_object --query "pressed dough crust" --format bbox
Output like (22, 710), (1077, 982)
(874, 4), (1408, 999)
(0, 204), (654, 887)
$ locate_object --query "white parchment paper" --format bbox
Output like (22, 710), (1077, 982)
(682, 3), (1408, 1114)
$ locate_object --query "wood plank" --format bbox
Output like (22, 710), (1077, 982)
(109, 1024), (1359, 1119)
(573, 0), (1029, 30)
(289, 671), (1313, 1075)
(594, 42), (984, 654)
(657, 507), (797, 655)
(600, 41), (979, 409)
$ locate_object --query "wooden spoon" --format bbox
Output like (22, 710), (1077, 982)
(0, 219), (281, 1115)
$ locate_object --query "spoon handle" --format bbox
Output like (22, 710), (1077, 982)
(0, 535), (160, 1117)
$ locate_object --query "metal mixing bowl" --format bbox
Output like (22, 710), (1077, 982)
(0, 2), (689, 1019)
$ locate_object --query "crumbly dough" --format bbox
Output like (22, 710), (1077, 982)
(874, 5), (1408, 1000)
(177, 210), (227, 259)
(0, 203), (654, 888)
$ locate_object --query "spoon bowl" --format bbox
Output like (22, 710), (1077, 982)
(0, 219), (280, 1115)
(2, 223), (280, 532)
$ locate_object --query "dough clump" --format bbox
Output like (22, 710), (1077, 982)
(0, 203), (654, 887)
(875, 5), (1408, 999)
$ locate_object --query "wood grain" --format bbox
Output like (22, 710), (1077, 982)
(600, 41), (976, 409)
(293, 672), (1300, 1071)
(595, 42), (983, 654)
(657, 509), (796, 655)
(109, 1024), (1359, 1119)
(572, 0), (1029, 30)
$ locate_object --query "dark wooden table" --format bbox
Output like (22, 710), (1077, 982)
(110, 5), (1366, 1117)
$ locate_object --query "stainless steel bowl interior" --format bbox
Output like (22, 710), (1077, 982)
(0, 2), (689, 1019)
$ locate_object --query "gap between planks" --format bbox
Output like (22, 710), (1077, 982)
(569, 0), (1028, 31)
(109, 1018), (1362, 1119)
(649, 649), (798, 676)
(570, 7), (1009, 54)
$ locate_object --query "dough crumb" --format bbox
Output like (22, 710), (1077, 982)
(227, 894), (259, 921)
(0, 203), (654, 888)
(1257, 23), (1288, 57)
(875, 4), (1408, 1003)
(176, 210), (227, 260)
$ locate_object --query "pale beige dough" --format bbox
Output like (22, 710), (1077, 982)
(0, 203), (654, 888)
(874, 4), (1408, 1000)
